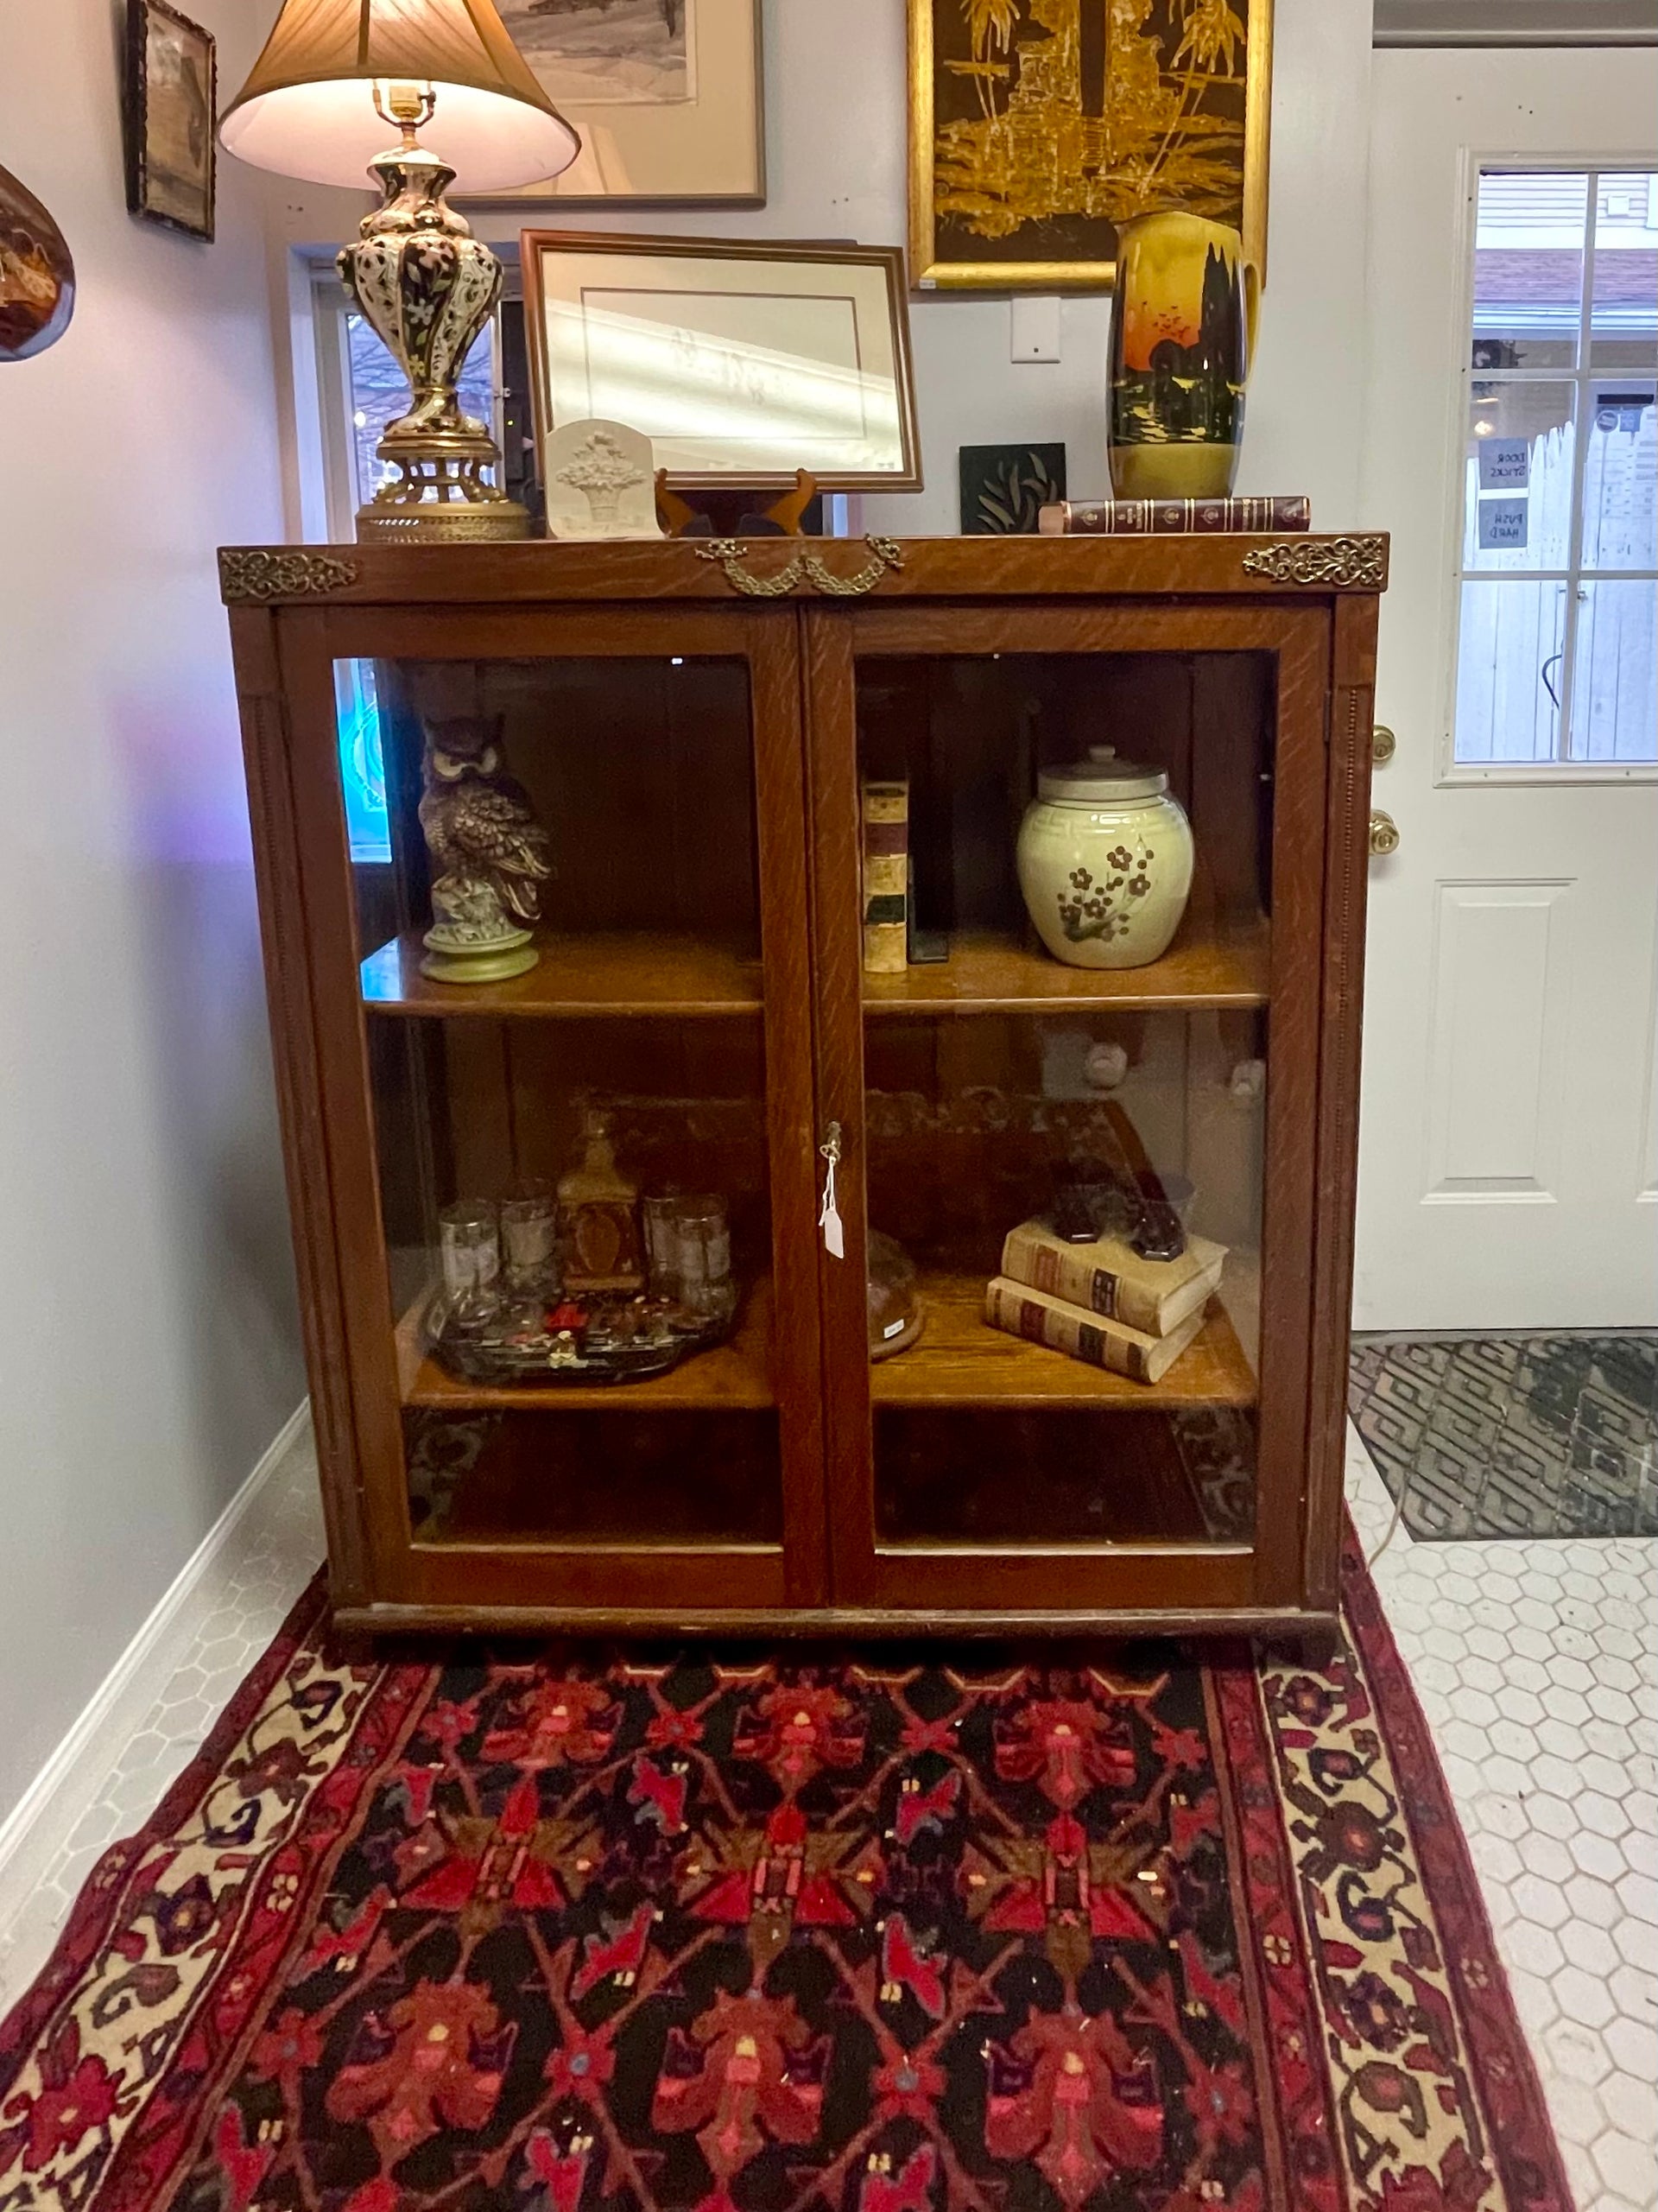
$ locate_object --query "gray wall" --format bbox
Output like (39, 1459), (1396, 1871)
(0, 0), (304, 1825)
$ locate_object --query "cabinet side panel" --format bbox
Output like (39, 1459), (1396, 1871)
(226, 606), (369, 1604)
(1250, 612), (1334, 1609)
(1305, 594), (1380, 1605)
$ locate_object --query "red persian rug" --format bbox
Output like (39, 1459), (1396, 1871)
(1, 1538), (1570, 2212)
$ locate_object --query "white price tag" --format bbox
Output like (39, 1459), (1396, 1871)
(820, 1186), (845, 1260)
(1478, 437), (1530, 491)
(818, 1132), (845, 1259)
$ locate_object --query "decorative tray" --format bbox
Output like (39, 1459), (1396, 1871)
(424, 1290), (734, 1388)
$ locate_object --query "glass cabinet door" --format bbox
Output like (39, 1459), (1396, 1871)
(284, 607), (823, 1616)
(807, 603), (1332, 1619)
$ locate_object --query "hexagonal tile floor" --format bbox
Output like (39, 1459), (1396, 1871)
(1, 1423), (1653, 2212)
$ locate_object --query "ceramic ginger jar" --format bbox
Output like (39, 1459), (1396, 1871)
(1016, 748), (1194, 969)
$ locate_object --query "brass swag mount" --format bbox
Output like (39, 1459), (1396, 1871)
(694, 537), (907, 599)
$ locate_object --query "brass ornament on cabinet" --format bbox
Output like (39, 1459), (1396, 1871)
(1240, 536), (1388, 590)
(1369, 810), (1401, 859)
(1372, 724), (1396, 765)
(218, 549), (360, 602)
(693, 537), (906, 599)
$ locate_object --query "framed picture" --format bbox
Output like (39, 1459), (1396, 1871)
(125, 0), (216, 242)
(476, 0), (764, 207)
(522, 232), (923, 491)
(908, 0), (1272, 291)
(959, 442), (1067, 534)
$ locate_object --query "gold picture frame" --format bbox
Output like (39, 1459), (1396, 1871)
(908, 0), (1273, 292)
(522, 231), (924, 492)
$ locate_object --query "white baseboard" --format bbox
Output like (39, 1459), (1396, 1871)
(0, 1402), (313, 1966)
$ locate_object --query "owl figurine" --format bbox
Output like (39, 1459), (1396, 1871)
(418, 715), (553, 984)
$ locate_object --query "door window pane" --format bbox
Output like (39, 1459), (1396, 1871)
(1455, 580), (1566, 764)
(1453, 168), (1657, 768)
(1591, 172), (1658, 368)
(1473, 170), (1586, 371)
(1570, 580), (1658, 761)
(1581, 383), (1657, 568)
(1462, 383), (1575, 570)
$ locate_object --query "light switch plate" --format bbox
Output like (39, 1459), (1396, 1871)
(1010, 295), (1061, 364)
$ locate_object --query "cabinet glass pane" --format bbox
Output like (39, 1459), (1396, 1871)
(340, 656), (782, 1550)
(856, 654), (1269, 1550)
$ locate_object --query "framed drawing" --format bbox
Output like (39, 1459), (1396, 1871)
(908, 0), (1272, 291)
(124, 0), (216, 242)
(477, 0), (764, 206)
(522, 232), (923, 491)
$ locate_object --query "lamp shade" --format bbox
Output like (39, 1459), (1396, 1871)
(219, 0), (580, 194)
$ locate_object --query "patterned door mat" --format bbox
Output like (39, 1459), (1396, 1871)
(1349, 1333), (1658, 1540)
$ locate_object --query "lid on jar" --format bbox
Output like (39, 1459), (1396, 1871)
(1036, 745), (1168, 803)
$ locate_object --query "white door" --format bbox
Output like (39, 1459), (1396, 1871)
(1355, 48), (1658, 1330)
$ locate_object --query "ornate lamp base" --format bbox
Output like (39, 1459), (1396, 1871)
(421, 921), (540, 985)
(358, 433), (530, 544)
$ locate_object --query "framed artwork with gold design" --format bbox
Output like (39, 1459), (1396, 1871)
(908, 0), (1272, 292)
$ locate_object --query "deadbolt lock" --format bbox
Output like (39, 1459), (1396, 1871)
(1372, 724), (1396, 765)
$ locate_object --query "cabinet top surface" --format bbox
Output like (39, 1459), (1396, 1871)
(218, 532), (1389, 609)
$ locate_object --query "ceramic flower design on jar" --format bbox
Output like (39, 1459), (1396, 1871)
(1017, 749), (1194, 970)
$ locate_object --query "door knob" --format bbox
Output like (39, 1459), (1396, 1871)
(1372, 724), (1396, 765)
(1369, 810), (1401, 858)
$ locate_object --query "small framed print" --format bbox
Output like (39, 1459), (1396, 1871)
(479, 0), (764, 207)
(522, 231), (923, 491)
(125, 0), (216, 242)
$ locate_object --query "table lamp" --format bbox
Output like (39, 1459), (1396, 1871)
(220, 0), (580, 542)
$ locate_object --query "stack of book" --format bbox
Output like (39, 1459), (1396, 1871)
(860, 774), (909, 974)
(984, 1215), (1227, 1385)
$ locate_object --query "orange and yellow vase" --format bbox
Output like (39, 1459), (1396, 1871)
(1108, 212), (1260, 500)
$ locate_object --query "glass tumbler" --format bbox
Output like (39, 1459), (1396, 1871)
(501, 1185), (560, 1299)
(671, 1195), (736, 1325)
(438, 1200), (502, 1329)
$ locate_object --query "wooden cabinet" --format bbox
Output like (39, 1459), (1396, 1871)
(221, 533), (1386, 1638)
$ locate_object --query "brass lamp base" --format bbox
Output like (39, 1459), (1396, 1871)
(339, 93), (531, 548)
(358, 433), (530, 544)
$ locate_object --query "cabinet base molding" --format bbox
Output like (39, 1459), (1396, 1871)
(335, 1600), (1338, 1642)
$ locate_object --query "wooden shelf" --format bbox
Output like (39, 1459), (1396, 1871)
(871, 1272), (1257, 1410)
(395, 1279), (775, 1410)
(362, 932), (764, 1020)
(861, 916), (1269, 1017)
